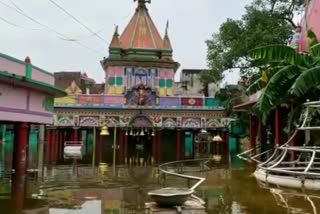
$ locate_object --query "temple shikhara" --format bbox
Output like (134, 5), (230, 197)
(52, 0), (227, 164)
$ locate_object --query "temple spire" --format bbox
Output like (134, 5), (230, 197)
(165, 20), (169, 36)
(134, 0), (151, 8)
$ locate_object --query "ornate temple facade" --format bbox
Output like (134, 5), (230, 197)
(51, 0), (227, 164)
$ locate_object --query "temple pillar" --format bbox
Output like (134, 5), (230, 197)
(38, 125), (45, 178)
(73, 127), (79, 142)
(45, 129), (51, 166)
(176, 131), (181, 161)
(12, 123), (29, 214)
(13, 122), (29, 173)
(249, 115), (257, 149)
(51, 129), (56, 164)
(119, 130), (125, 164)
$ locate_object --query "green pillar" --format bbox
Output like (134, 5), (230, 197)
(25, 56), (32, 79)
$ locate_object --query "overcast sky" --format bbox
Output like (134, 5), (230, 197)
(0, 0), (251, 84)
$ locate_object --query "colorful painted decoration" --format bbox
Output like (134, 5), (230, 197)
(125, 84), (157, 106)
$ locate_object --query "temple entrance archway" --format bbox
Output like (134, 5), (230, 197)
(126, 115), (154, 165)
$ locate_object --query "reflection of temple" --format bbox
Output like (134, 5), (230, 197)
(50, 0), (228, 165)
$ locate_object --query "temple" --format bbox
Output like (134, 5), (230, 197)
(52, 0), (227, 165)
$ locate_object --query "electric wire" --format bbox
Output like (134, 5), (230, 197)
(0, 16), (39, 30)
(0, 0), (104, 55)
(48, 0), (108, 43)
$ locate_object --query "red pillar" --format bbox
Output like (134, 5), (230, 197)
(12, 123), (29, 214)
(275, 107), (280, 146)
(177, 131), (181, 161)
(13, 123), (29, 173)
(51, 129), (56, 164)
(45, 129), (51, 165)
(249, 115), (257, 149)
(73, 128), (79, 142)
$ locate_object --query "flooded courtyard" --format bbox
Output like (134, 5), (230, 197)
(0, 148), (319, 214)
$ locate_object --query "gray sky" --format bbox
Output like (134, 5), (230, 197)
(0, 0), (251, 84)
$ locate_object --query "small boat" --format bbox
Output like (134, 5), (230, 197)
(148, 187), (193, 207)
(148, 159), (207, 207)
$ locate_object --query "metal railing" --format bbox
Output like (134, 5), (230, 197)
(158, 159), (212, 191)
(238, 101), (320, 184)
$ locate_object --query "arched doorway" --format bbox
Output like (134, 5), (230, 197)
(126, 115), (154, 165)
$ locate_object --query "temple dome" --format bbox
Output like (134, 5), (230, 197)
(108, 0), (174, 60)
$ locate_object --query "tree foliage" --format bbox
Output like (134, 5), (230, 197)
(206, 0), (304, 80)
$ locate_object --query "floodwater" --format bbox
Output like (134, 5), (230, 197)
(0, 158), (319, 214)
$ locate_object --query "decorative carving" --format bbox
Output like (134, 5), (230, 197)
(105, 117), (120, 127)
(206, 119), (222, 129)
(129, 114), (153, 127)
(79, 116), (99, 127)
(163, 117), (177, 128)
(56, 116), (74, 126)
(125, 84), (157, 106)
(65, 81), (82, 95)
(182, 118), (201, 128)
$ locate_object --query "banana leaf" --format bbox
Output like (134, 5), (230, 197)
(246, 78), (265, 95)
(256, 65), (302, 114)
(250, 45), (302, 65)
(291, 66), (320, 97)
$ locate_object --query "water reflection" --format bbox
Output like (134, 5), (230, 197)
(0, 160), (319, 213)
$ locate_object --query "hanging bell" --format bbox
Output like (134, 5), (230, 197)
(129, 129), (133, 136)
(100, 125), (110, 136)
(140, 128), (145, 136)
(151, 129), (155, 137)
(125, 130), (128, 136)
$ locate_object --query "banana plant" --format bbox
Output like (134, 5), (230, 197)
(247, 30), (320, 120)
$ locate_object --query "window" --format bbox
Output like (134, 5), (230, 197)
(109, 77), (115, 86)
(116, 77), (123, 86)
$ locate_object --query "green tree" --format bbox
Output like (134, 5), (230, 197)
(248, 30), (320, 125)
(206, 0), (304, 79)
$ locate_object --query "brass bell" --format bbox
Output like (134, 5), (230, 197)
(100, 125), (110, 136)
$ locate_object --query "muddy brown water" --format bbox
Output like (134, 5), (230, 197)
(0, 160), (319, 214)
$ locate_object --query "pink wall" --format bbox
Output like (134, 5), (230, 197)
(0, 84), (27, 109)
(29, 91), (49, 114)
(159, 69), (174, 79)
(0, 57), (25, 76)
(32, 67), (54, 85)
(0, 54), (54, 86)
(0, 83), (53, 124)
